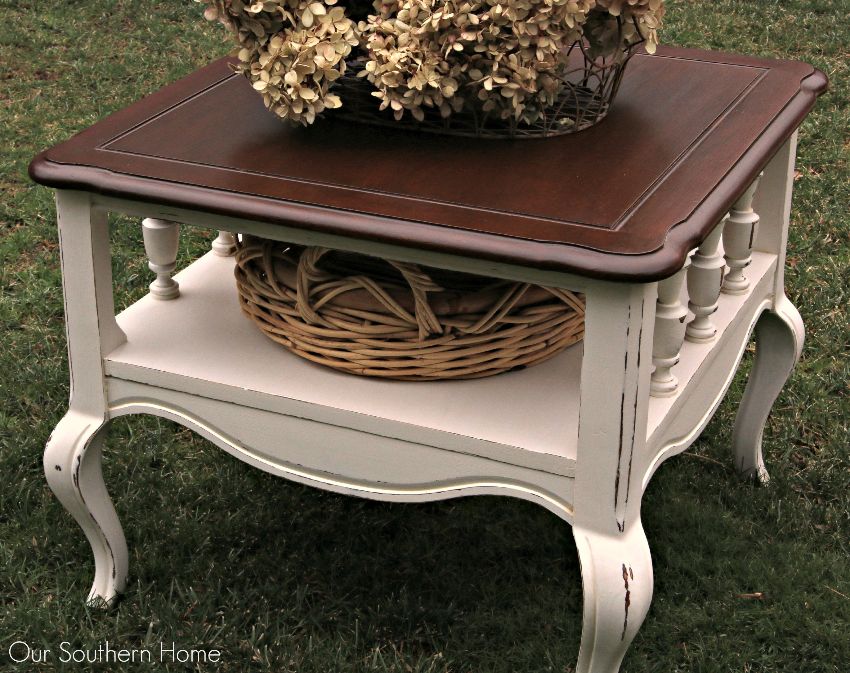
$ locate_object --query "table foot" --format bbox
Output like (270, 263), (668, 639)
(44, 410), (127, 607)
(731, 296), (804, 482)
(573, 521), (653, 673)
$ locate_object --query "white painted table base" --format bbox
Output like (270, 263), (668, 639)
(44, 136), (804, 672)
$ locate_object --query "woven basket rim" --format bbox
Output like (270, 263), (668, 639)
(247, 241), (580, 319)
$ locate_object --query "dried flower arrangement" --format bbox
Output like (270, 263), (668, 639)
(196, 0), (664, 136)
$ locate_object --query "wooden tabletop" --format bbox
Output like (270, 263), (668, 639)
(30, 47), (826, 281)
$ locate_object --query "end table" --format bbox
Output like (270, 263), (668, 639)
(30, 47), (826, 673)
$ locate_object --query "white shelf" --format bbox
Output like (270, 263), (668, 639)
(105, 252), (582, 476)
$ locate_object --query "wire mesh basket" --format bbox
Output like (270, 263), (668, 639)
(335, 34), (644, 139)
(199, 0), (656, 140)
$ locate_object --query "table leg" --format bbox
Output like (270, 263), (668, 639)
(731, 296), (804, 482)
(573, 281), (657, 673)
(732, 133), (804, 482)
(573, 522), (653, 673)
(44, 412), (126, 606)
(45, 190), (127, 606)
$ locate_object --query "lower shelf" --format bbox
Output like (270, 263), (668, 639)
(105, 252), (582, 476)
(104, 248), (778, 485)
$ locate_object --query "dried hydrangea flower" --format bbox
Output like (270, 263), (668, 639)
(594, 0), (665, 53)
(356, 1), (464, 121)
(196, 0), (665, 127)
(196, 0), (359, 124)
(359, 0), (598, 125)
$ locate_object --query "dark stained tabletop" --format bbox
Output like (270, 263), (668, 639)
(29, 47), (826, 281)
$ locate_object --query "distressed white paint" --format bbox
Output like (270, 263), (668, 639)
(573, 522), (653, 673)
(45, 191), (127, 606)
(574, 282), (656, 673)
(44, 132), (805, 673)
(142, 218), (180, 299)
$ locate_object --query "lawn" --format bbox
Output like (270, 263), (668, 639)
(1, 1), (848, 671)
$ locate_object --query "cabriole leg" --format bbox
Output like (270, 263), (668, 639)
(731, 297), (804, 482)
(573, 522), (653, 673)
(44, 411), (127, 606)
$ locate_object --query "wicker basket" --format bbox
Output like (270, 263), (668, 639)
(234, 236), (585, 381)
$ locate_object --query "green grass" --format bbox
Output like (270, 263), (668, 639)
(1, 1), (848, 671)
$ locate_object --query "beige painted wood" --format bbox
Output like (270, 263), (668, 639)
(644, 292), (773, 488)
(43, 191), (128, 606)
(650, 261), (689, 397)
(646, 252), (778, 443)
(735, 134), (805, 482)
(107, 380), (576, 520)
(686, 219), (727, 342)
(753, 133), (799, 298)
(141, 218), (180, 300)
(573, 282), (656, 673)
(93, 195), (595, 293)
(42, 131), (807, 673)
(731, 296), (804, 481)
(722, 175), (762, 295)
(106, 252), (582, 474)
(211, 230), (237, 256)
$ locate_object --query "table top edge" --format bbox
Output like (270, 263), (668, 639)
(28, 50), (828, 282)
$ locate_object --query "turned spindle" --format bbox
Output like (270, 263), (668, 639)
(722, 175), (762, 295)
(651, 260), (690, 397)
(142, 218), (180, 300)
(212, 230), (237, 257)
(686, 218), (727, 342)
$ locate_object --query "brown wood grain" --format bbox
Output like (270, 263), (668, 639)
(29, 47), (827, 281)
